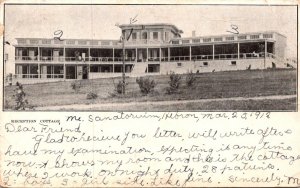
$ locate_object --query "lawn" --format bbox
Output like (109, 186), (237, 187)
(4, 69), (297, 111)
(79, 98), (297, 111)
(146, 98), (297, 111)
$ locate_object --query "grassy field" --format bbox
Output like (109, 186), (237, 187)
(142, 98), (297, 111)
(78, 98), (296, 111)
(4, 69), (297, 111)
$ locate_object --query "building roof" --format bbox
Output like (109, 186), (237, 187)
(118, 23), (183, 34)
(173, 31), (286, 41)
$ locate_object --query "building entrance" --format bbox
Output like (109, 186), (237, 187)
(66, 66), (76, 79)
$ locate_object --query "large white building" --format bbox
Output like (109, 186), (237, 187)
(13, 23), (290, 83)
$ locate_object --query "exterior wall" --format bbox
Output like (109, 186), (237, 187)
(13, 57), (285, 85)
(160, 59), (268, 74)
(274, 33), (286, 58)
(12, 78), (63, 85)
(123, 28), (174, 43)
(89, 72), (160, 79)
(89, 72), (124, 79)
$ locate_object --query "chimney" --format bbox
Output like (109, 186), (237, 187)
(192, 30), (196, 37)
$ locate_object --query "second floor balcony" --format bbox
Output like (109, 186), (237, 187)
(15, 52), (275, 64)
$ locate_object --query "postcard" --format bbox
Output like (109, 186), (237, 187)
(0, 1), (299, 187)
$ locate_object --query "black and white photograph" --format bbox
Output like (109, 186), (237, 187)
(3, 4), (297, 111)
(1, 2), (300, 188)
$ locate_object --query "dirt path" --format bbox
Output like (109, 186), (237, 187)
(36, 94), (297, 110)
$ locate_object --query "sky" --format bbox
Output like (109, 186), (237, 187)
(4, 4), (297, 73)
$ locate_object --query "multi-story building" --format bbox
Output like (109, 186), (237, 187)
(13, 23), (289, 83)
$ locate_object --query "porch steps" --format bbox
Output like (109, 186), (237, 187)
(272, 54), (297, 68)
(130, 63), (148, 77)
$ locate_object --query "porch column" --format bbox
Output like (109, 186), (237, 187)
(264, 40), (267, 68)
(159, 48), (161, 62)
(88, 63), (91, 79)
(38, 63), (40, 79)
(189, 46), (192, 61)
(27, 65), (30, 77)
(265, 40), (267, 57)
(135, 48), (138, 62)
(168, 47), (170, 61)
(146, 48), (149, 62)
(38, 47), (40, 61)
(63, 64), (66, 80)
(63, 47), (66, 61)
(51, 65), (54, 79)
(88, 48), (91, 62)
(212, 44), (215, 60)
(112, 48), (115, 62)
(237, 43), (240, 59)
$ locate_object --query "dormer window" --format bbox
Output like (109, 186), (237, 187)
(132, 33), (137, 40)
(165, 32), (169, 41)
(153, 32), (158, 40)
(142, 32), (147, 40)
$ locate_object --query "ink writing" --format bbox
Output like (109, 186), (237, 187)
(226, 24), (239, 34)
(1, 112), (299, 187)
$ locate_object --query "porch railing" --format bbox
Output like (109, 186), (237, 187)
(191, 55), (214, 60)
(169, 56), (190, 61)
(15, 56), (38, 61)
(14, 52), (275, 63)
(15, 74), (39, 78)
(15, 74), (64, 79)
(148, 57), (160, 61)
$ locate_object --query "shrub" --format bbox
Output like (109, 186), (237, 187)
(13, 82), (29, 110)
(86, 92), (98, 100)
(71, 81), (81, 93)
(186, 72), (196, 87)
(111, 80), (128, 95)
(6, 73), (13, 86)
(166, 72), (181, 94)
(116, 80), (124, 94)
(136, 77), (157, 95)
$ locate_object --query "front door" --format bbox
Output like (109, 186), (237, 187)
(66, 66), (76, 79)
(82, 66), (88, 79)
(77, 65), (83, 80)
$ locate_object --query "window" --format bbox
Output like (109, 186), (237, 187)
(90, 41), (98, 45)
(142, 32), (147, 40)
(153, 32), (158, 40)
(263, 34), (273, 39)
(42, 39), (51, 44)
(177, 63), (182, 67)
(192, 39), (200, 43)
(101, 41), (110, 45)
(182, 40), (190, 44)
(172, 41), (179, 44)
(214, 37), (222, 42)
(238, 35), (247, 40)
(18, 39), (27, 44)
(203, 62), (208, 66)
(250, 35), (260, 39)
(231, 61), (237, 66)
(165, 32), (169, 41)
(30, 39), (39, 44)
(226, 37), (234, 41)
(203, 38), (211, 42)
(54, 40), (64, 44)
(66, 40), (75, 45)
(132, 33), (137, 40)
(78, 40), (87, 45)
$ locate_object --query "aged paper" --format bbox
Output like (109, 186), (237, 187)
(0, 0), (299, 187)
